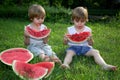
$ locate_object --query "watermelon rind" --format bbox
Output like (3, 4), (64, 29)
(25, 26), (51, 39)
(34, 62), (55, 78)
(12, 60), (48, 80)
(0, 48), (33, 66)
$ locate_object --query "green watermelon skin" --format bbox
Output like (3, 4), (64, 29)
(34, 62), (55, 78)
(12, 60), (48, 80)
(25, 26), (51, 39)
(0, 48), (33, 66)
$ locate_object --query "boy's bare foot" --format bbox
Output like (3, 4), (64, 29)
(61, 64), (70, 69)
(50, 56), (62, 64)
(51, 58), (62, 64)
(102, 65), (117, 71)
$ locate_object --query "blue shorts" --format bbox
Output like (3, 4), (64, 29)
(67, 46), (92, 55)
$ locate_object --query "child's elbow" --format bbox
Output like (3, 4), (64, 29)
(63, 41), (68, 45)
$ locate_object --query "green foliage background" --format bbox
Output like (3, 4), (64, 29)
(0, 0), (120, 9)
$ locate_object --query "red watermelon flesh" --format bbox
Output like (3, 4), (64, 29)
(12, 60), (48, 80)
(25, 26), (51, 39)
(66, 32), (90, 43)
(0, 48), (33, 66)
(34, 62), (55, 78)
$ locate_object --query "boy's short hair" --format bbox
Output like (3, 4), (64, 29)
(72, 7), (88, 22)
(28, 4), (46, 20)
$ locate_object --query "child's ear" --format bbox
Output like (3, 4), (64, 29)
(30, 18), (33, 21)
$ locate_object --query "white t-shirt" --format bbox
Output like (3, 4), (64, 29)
(67, 25), (92, 46)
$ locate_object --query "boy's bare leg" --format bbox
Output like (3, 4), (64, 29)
(61, 50), (75, 69)
(85, 49), (116, 71)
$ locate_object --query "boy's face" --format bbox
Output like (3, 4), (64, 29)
(32, 16), (45, 27)
(73, 19), (86, 29)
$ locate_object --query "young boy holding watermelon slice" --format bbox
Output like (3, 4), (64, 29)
(24, 4), (61, 64)
(61, 7), (116, 71)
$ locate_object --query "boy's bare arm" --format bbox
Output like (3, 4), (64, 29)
(24, 31), (30, 46)
(63, 31), (69, 45)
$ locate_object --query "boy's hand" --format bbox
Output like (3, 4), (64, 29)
(43, 35), (49, 44)
(63, 34), (69, 45)
(87, 36), (94, 46)
(24, 31), (30, 37)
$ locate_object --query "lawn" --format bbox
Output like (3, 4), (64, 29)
(0, 18), (120, 80)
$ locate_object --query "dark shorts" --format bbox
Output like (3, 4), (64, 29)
(67, 46), (92, 55)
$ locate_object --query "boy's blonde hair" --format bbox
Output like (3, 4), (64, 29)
(72, 7), (88, 22)
(28, 4), (46, 20)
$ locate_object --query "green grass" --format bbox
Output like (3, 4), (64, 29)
(0, 18), (120, 80)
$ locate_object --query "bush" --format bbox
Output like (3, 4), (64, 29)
(0, 6), (71, 23)
(44, 6), (71, 23)
(0, 5), (119, 23)
(0, 6), (28, 19)
(88, 9), (118, 16)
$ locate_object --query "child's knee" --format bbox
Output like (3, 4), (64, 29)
(67, 50), (75, 55)
(66, 52), (75, 58)
(93, 49), (99, 53)
(92, 49), (100, 56)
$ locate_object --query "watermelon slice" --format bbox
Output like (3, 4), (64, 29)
(0, 48), (33, 66)
(66, 32), (90, 43)
(25, 26), (51, 39)
(12, 60), (48, 80)
(34, 62), (55, 78)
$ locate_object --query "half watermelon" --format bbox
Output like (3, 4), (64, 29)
(34, 62), (55, 78)
(25, 26), (51, 39)
(0, 48), (33, 66)
(66, 32), (90, 43)
(12, 60), (48, 80)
